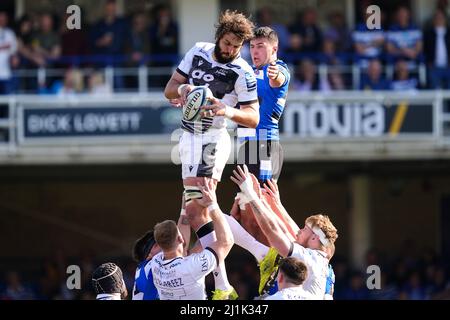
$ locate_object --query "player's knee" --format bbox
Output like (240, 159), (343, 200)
(183, 178), (203, 202)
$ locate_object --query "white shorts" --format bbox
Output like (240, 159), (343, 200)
(179, 129), (231, 181)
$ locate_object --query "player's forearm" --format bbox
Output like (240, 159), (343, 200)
(177, 214), (191, 256)
(270, 207), (296, 242)
(208, 205), (234, 261)
(228, 107), (259, 128)
(248, 198), (290, 256)
(164, 78), (184, 99)
(269, 72), (285, 88)
(273, 202), (300, 236)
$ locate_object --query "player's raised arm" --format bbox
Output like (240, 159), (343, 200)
(263, 179), (300, 236)
(231, 165), (292, 257)
(177, 193), (191, 257)
(196, 178), (234, 264)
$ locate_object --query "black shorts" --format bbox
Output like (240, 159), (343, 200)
(237, 139), (284, 183)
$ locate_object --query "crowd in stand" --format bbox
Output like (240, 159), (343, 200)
(1, 1), (450, 94)
(1, 240), (449, 300)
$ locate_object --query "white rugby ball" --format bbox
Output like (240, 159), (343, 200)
(183, 86), (213, 121)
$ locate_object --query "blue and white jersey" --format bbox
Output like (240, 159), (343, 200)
(352, 23), (385, 59)
(132, 260), (159, 300)
(387, 24), (422, 51)
(391, 78), (418, 91)
(238, 60), (290, 141)
(324, 264), (335, 300)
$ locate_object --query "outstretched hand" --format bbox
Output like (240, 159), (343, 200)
(196, 177), (217, 208)
(230, 165), (261, 199)
(263, 179), (281, 204)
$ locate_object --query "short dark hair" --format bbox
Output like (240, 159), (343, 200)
(253, 26), (278, 45)
(154, 220), (179, 251)
(279, 257), (308, 285)
(215, 10), (255, 42)
(132, 230), (156, 263)
(92, 262), (124, 294)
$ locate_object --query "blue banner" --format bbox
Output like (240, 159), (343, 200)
(21, 106), (182, 140)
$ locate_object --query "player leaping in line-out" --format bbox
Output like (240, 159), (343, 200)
(164, 10), (260, 300)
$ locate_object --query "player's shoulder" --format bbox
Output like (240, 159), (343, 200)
(151, 252), (164, 265)
(275, 59), (288, 68)
(3, 27), (16, 38)
(276, 59), (289, 72)
(191, 42), (215, 53)
(188, 248), (215, 260)
(230, 56), (254, 74)
(263, 292), (280, 300)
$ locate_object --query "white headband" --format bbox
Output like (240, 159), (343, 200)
(307, 223), (329, 247)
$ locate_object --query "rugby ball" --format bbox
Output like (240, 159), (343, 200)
(183, 86), (213, 121)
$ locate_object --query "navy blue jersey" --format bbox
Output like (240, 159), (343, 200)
(239, 60), (290, 141)
(132, 260), (159, 300)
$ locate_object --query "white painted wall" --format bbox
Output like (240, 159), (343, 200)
(176, 0), (219, 53)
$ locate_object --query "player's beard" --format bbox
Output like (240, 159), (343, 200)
(214, 40), (238, 64)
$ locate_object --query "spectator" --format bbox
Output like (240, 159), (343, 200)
(124, 12), (150, 90)
(90, 0), (128, 90)
(342, 271), (370, 300)
(149, 5), (178, 61)
(2, 272), (35, 300)
(0, 11), (18, 94)
(90, 0), (127, 59)
(284, 33), (303, 65)
(426, 265), (448, 299)
(126, 12), (150, 67)
(291, 59), (330, 92)
(423, 9), (450, 89)
(359, 59), (390, 90)
(16, 14), (43, 67)
(386, 6), (423, 65)
(323, 39), (347, 90)
(403, 271), (427, 300)
(32, 13), (61, 66)
(87, 70), (112, 95)
(148, 4), (178, 87)
(288, 8), (323, 54)
(369, 273), (399, 300)
(256, 7), (290, 58)
(324, 11), (351, 53)
(352, 5), (385, 67)
(390, 59), (419, 91)
(38, 68), (84, 96)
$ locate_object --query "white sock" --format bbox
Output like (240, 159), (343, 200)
(196, 221), (232, 291)
(224, 214), (269, 262)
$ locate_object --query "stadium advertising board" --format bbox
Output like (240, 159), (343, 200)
(18, 105), (181, 144)
(17, 96), (435, 144)
(281, 100), (434, 138)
